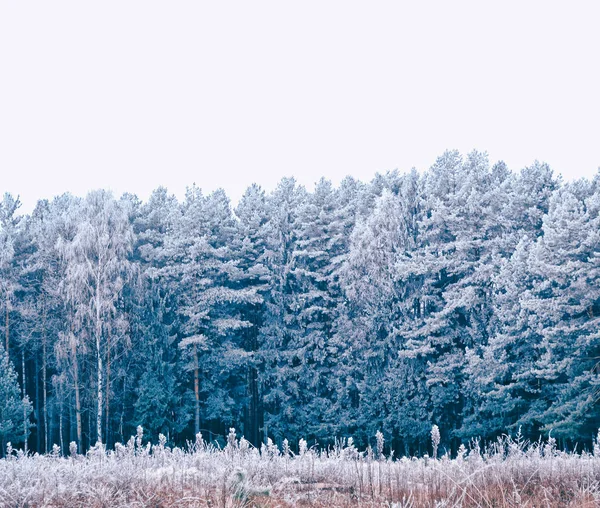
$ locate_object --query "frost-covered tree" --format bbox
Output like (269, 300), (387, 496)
(462, 237), (541, 439)
(278, 178), (351, 440)
(0, 343), (32, 454)
(173, 187), (261, 437)
(234, 184), (273, 445)
(59, 190), (133, 445)
(1, 150), (598, 455)
(336, 171), (429, 450)
(0, 193), (22, 360)
(258, 177), (307, 442)
(130, 187), (187, 444)
(523, 186), (600, 441)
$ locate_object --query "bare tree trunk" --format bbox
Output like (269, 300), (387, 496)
(120, 375), (126, 444)
(35, 354), (40, 453)
(22, 349), (28, 454)
(5, 292), (9, 357)
(249, 325), (260, 446)
(96, 280), (103, 445)
(49, 391), (55, 452)
(194, 344), (200, 434)
(250, 365), (259, 445)
(42, 298), (48, 453)
(59, 392), (64, 456)
(70, 335), (82, 451)
(88, 400), (92, 450)
(105, 326), (111, 447)
(69, 401), (73, 445)
(96, 343), (103, 445)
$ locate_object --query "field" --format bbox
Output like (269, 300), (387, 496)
(2, 430), (600, 507)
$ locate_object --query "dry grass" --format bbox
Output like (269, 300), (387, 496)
(2, 432), (600, 507)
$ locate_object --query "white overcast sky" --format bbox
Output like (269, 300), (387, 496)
(1, 1), (599, 213)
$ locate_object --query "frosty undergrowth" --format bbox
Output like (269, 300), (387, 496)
(2, 427), (600, 507)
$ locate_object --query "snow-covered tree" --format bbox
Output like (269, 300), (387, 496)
(59, 190), (133, 445)
(173, 187), (261, 437)
(0, 343), (32, 454)
(0, 150), (597, 455)
(523, 186), (600, 441)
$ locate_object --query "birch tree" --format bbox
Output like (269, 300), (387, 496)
(0, 194), (21, 360)
(60, 190), (133, 444)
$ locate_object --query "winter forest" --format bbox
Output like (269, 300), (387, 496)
(1, 150), (600, 459)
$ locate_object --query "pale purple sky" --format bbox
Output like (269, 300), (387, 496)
(1, 1), (599, 212)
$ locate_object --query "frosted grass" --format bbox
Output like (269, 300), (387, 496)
(2, 428), (600, 506)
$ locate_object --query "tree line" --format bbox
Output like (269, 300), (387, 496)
(1, 150), (599, 457)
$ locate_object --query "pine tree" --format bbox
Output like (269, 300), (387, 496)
(279, 178), (349, 440)
(0, 152), (598, 455)
(174, 187), (260, 437)
(523, 186), (600, 441)
(258, 177), (307, 442)
(131, 187), (188, 443)
(234, 184), (273, 445)
(336, 173), (428, 450)
(463, 237), (541, 439)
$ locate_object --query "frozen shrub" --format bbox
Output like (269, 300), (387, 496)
(266, 437), (279, 459)
(126, 436), (135, 454)
(227, 466), (270, 501)
(114, 442), (127, 458)
(226, 428), (238, 460)
(69, 441), (78, 458)
(227, 467), (248, 500)
(194, 431), (204, 452)
(508, 427), (527, 458)
(544, 432), (557, 458)
(3, 427), (600, 507)
(344, 437), (359, 460)
(376, 430), (384, 460)
(135, 425), (144, 452)
(282, 438), (291, 458)
(456, 443), (467, 462)
(239, 437), (250, 457)
(298, 438), (307, 457)
(158, 433), (167, 448)
(153, 434), (168, 462)
(87, 441), (105, 460)
(431, 425), (440, 459)
(227, 428), (237, 448)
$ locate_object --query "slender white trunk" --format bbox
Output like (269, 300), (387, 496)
(72, 339), (82, 449)
(59, 394), (64, 456)
(42, 296), (48, 453)
(194, 344), (200, 434)
(5, 292), (9, 357)
(96, 279), (103, 444)
(97, 345), (103, 444)
(105, 326), (111, 447)
(22, 349), (27, 454)
(43, 337), (48, 453)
